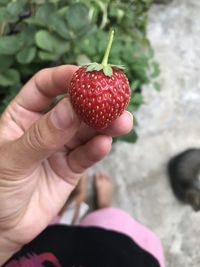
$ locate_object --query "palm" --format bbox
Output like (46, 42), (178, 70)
(0, 105), (78, 245)
(19, 158), (74, 242)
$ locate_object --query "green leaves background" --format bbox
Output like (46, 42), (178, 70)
(0, 0), (160, 143)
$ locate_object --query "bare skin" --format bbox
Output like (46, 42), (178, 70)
(60, 174), (88, 224)
(0, 65), (133, 265)
(95, 172), (113, 208)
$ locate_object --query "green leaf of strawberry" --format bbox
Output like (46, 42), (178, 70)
(103, 65), (112, 76)
(69, 30), (131, 130)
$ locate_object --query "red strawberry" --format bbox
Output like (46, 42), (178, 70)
(69, 30), (131, 130)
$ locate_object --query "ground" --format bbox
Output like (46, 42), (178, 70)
(88, 1), (200, 266)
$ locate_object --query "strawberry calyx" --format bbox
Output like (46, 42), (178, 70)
(86, 62), (125, 77)
(84, 30), (125, 77)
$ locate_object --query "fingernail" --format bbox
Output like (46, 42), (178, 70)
(51, 98), (76, 129)
(125, 111), (133, 120)
(109, 137), (113, 144)
(125, 111), (134, 130)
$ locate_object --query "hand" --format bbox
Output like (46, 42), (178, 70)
(0, 65), (133, 264)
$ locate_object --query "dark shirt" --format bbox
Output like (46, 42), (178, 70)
(4, 225), (160, 267)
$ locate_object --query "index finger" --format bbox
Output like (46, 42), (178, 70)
(15, 65), (78, 112)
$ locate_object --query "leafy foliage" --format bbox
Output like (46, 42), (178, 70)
(0, 0), (160, 143)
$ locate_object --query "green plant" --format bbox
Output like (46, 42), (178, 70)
(0, 0), (160, 142)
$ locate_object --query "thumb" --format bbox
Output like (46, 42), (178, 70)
(9, 98), (80, 168)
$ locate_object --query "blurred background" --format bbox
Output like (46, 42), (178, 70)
(1, 0), (200, 266)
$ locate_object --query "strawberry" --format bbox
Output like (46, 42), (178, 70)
(69, 30), (131, 130)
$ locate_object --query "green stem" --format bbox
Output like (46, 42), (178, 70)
(0, 22), (6, 36)
(101, 30), (114, 66)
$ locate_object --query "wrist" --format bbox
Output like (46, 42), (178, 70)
(0, 234), (21, 266)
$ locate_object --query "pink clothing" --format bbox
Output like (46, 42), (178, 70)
(80, 207), (165, 267)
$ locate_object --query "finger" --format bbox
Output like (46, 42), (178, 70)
(47, 135), (112, 186)
(67, 135), (112, 174)
(3, 98), (80, 171)
(103, 111), (133, 136)
(67, 110), (133, 149)
(15, 65), (78, 112)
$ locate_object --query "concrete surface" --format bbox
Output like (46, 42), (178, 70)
(88, 1), (200, 266)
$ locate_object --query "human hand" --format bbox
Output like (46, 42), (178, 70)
(0, 65), (133, 265)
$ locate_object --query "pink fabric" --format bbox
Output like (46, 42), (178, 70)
(80, 207), (165, 267)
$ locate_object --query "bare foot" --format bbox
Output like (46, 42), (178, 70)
(59, 173), (87, 215)
(73, 173), (87, 204)
(94, 172), (113, 209)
